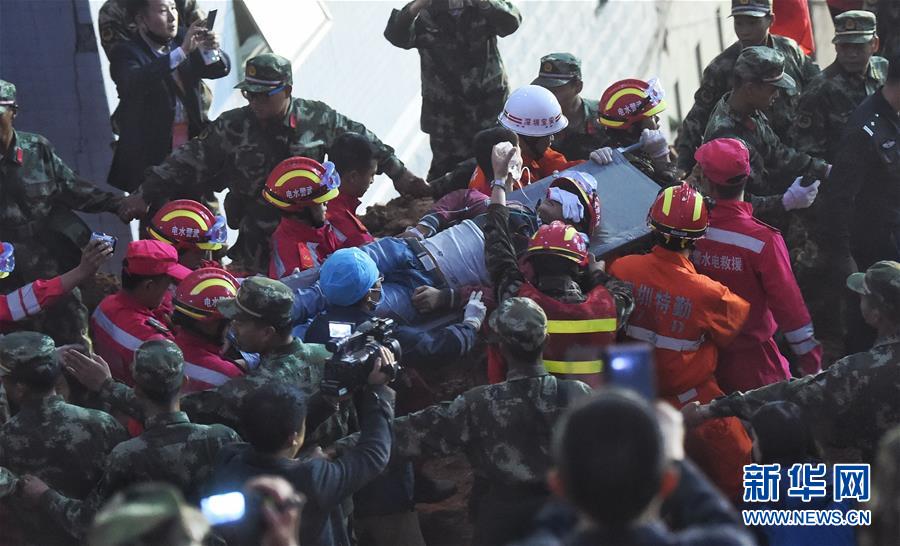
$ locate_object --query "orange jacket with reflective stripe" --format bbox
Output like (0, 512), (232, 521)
(608, 246), (750, 399)
(518, 281), (617, 387)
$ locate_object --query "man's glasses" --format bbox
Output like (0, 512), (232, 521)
(241, 85), (285, 100)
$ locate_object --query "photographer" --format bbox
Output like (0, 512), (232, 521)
(205, 368), (394, 546)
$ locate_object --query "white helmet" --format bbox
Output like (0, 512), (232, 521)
(498, 85), (569, 137)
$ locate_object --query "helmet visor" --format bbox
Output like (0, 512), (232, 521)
(205, 215), (228, 245)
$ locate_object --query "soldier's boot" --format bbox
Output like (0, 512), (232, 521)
(427, 133), (471, 182)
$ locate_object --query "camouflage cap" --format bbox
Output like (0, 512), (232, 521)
(488, 297), (548, 351)
(734, 46), (797, 92)
(218, 276), (295, 326)
(0, 331), (58, 378)
(88, 482), (209, 546)
(532, 53), (582, 88)
(131, 340), (184, 395)
(833, 10), (877, 44)
(235, 53), (292, 93)
(847, 261), (900, 308)
(730, 0), (772, 17)
(0, 79), (16, 114)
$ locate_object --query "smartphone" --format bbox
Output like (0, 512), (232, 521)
(205, 9), (217, 30)
(200, 491), (245, 525)
(200, 490), (262, 543)
(603, 343), (656, 400)
(90, 232), (117, 253)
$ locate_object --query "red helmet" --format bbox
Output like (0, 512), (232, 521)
(173, 267), (239, 321)
(525, 221), (589, 266)
(263, 157), (340, 212)
(148, 200), (227, 251)
(549, 171), (601, 238)
(598, 78), (667, 130)
(648, 183), (708, 244)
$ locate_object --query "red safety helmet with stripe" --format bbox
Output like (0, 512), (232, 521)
(263, 156), (341, 212)
(0, 242), (14, 279)
(598, 77), (667, 130)
(549, 172), (601, 238)
(648, 183), (708, 245)
(174, 267), (239, 322)
(525, 221), (589, 266)
(148, 200), (227, 251)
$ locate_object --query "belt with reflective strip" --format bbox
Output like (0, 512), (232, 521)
(546, 318), (617, 334)
(544, 359), (604, 375)
(626, 325), (704, 352)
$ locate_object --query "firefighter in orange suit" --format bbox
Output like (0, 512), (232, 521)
(263, 156), (342, 279)
(608, 183), (752, 500)
(483, 144), (633, 387)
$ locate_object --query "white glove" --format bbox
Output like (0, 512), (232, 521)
(781, 177), (821, 211)
(639, 128), (669, 158)
(590, 147), (614, 165)
(462, 291), (487, 330)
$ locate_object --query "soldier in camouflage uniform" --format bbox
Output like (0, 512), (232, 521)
(392, 297), (592, 546)
(685, 261), (900, 464)
(0, 332), (127, 546)
(122, 54), (428, 274)
(384, 0), (521, 180)
(531, 53), (608, 161)
(22, 339), (240, 540)
(702, 47), (829, 220)
(674, 0), (819, 175)
(791, 11), (888, 162)
(788, 11), (887, 358)
(0, 80), (125, 345)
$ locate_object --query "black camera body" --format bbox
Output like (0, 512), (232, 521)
(321, 318), (402, 397)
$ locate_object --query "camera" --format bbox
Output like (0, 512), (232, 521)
(90, 232), (117, 253)
(321, 318), (402, 397)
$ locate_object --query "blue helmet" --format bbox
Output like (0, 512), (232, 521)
(319, 248), (379, 306)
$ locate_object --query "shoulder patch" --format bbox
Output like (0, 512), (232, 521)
(796, 113), (812, 130)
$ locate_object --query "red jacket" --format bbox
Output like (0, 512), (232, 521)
(468, 147), (582, 195)
(692, 199), (822, 392)
(175, 329), (244, 393)
(609, 246), (750, 403)
(91, 291), (174, 385)
(269, 216), (340, 279)
(518, 282), (617, 387)
(327, 192), (375, 249)
(0, 276), (66, 331)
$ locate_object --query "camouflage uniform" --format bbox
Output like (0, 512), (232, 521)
(39, 340), (240, 540)
(531, 53), (609, 161)
(392, 297), (592, 545)
(384, 0), (521, 180)
(702, 48), (829, 220)
(0, 332), (128, 546)
(87, 483), (210, 546)
(0, 80), (123, 345)
(138, 54), (408, 274)
(707, 261), (900, 463)
(788, 12), (886, 354)
(674, 0), (820, 173)
(790, 12), (888, 163)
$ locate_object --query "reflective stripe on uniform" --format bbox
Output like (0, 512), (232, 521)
(784, 323), (814, 343)
(677, 388), (698, 404)
(626, 325), (704, 352)
(92, 307), (143, 351)
(6, 289), (26, 321)
(183, 361), (232, 387)
(704, 227), (765, 254)
(19, 284), (40, 315)
(544, 359), (604, 375)
(790, 338), (820, 356)
(546, 318), (617, 334)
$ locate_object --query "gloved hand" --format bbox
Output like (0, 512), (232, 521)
(590, 147), (614, 165)
(782, 177), (820, 211)
(462, 291), (487, 330)
(640, 128), (669, 158)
